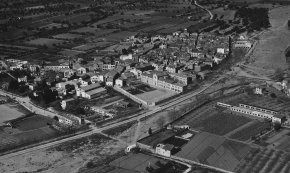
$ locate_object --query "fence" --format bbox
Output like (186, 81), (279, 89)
(113, 86), (155, 107)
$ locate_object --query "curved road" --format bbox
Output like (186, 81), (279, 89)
(0, 77), (225, 160)
(194, 0), (213, 20)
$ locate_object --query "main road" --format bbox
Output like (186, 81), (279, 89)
(0, 76), (225, 160)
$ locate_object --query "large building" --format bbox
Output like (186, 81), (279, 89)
(217, 102), (286, 124)
(140, 71), (185, 93)
(76, 83), (106, 99)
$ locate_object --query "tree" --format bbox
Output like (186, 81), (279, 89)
(274, 68), (284, 81)
(156, 116), (166, 129)
(148, 127), (152, 135)
(270, 93), (276, 98)
(273, 122), (281, 131)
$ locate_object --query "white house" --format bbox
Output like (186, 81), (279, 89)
(18, 76), (27, 83)
(115, 77), (124, 87)
(61, 98), (75, 110)
(120, 54), (133, 61)
(155, 144), (174, 157)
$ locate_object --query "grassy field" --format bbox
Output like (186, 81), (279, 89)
(110, 153), (187, 173)
(25, 38), (66, 48)
(229, 121), (271, 141)
(0, 102), (30, 124)
(188, 111), (252, 135)
(13, 115), (54, 131)
(0, 114), (59, 153)
(53, 33), (82, 40)
(235, 148), (290, 173)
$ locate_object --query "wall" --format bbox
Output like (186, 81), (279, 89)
(113, 86), (155, 107)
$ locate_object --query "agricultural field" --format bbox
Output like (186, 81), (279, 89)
(235, 148), (290, 173)
(0, 133), (124, 173)
(105, 31), (137, 41)
(71, 26), (99, 34)
(52, 12), (96, 25)
(175, 132), (256, 172)
(176, 108), (252, 135)
(110, 153), (188, 173)
(264, 129), (290, 151)
(0, 101), (30, 125)
(0, 114), (59, 153)
(0, 44), (37, 58)
(59, 49), (83, 57)
(211, 7), (236, 21)
(52, 33), (82, 40)
(229, 121), (271, 141)
(25, 38), (66, 48)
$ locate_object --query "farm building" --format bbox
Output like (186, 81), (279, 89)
(155, 144), (174, 157)
(216, 102), (286, 124)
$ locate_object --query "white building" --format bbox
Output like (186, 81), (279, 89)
(217, 102), (286, 124)
(120, 54), (133, 61)
(155, 144), (174, 157)
(234, 40), (252, 49)
(76, 83), (106, 99)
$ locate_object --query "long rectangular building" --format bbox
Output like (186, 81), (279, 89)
(140, 71), (185, 93)
(216, 102), (286, 124)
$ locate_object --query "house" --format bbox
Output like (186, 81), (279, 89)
(60, 68), (75, 78)
(166, 64), (183, 73)
(28, 83), (37, 90)
(234, 40), (252, 49)
(88, 73), (99, 83)
(254, 87), (263, 95)
(29, 64), (39, 72)
(18, 76), (27, 83)
(61, 98), (75, 110)
(10, 63), (23, 70)
(155, 144), (174, 157)
(105, 70), (119, 86)
(169, 73), (191, 85)
(44, 62), (70, 71)
(131, 64), (154, 78)
(115, 77), (124, 87)
(78, 75), (91, 87)
(120, 54), (133, 61)
(90, 106), (114, 119)
(106, 77), (114, 86)
(77, 67), (87, 75)
(76, 83), (106, 99)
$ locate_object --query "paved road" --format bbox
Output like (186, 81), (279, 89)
(0, 77), (224, 159)
(194, 0), (213, 20)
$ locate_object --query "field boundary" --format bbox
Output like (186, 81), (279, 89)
(0, 128), (92, 157)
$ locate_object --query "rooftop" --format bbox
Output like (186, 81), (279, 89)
(81, 83), (101, 92)
(86, 87), (106, 96)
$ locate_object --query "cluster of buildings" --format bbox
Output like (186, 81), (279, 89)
(0, 30), (237, 124)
